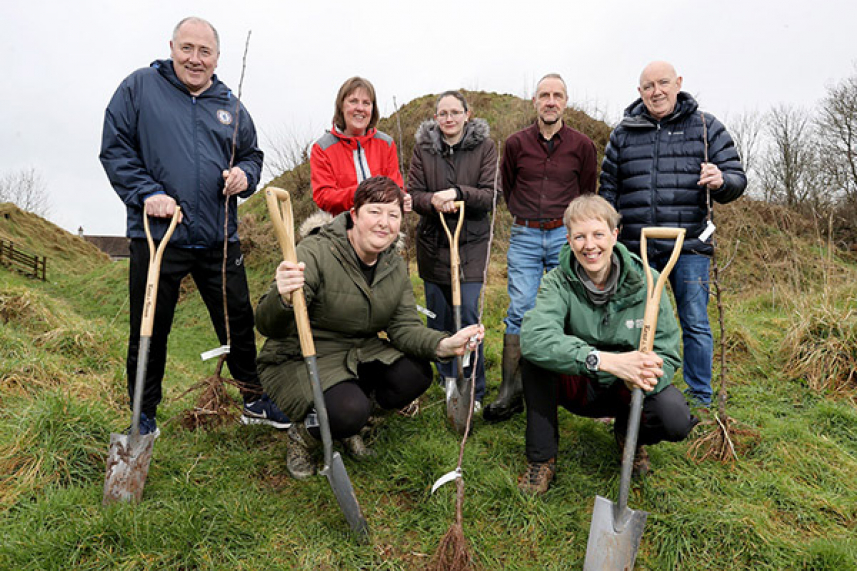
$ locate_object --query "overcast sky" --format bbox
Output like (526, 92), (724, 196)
(3, 0), (855, 236)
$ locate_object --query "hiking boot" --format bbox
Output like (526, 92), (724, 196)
(241, 395), (291, 430)
(126, 412), (160, 439)
(615, 432), (650, 478)
(518, 458), (556, 495)
(483, 334), (524, 422)
(341, 434), (376, 461)
(287, 423), (321, 480)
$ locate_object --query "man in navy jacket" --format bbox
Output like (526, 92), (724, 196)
(100, 16), (289, 435)
(600, 61), (746, 406)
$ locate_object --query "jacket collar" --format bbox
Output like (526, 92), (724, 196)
(558, 241), (645, 307)
(329, 124), (378, 147)
(319, 212), (399, 288)
(415, 118), (490, 155)
(152, 59), (229, 99)
(620, 91), (699, 128)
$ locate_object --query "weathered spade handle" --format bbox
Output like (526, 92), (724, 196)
(438, 201), (465, 305)
(637, 227), (685, 353)
(141, 208), (181, 337)
(265, 187), (315, 358)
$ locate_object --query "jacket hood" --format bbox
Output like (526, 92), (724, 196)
(151, 59), (230, 99)
(557, 241), (646, 306)
(299, 210), (335, 239)
(414, 118), (490, 155)
(621, 91), (699, 127)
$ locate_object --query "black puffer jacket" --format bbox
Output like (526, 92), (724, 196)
(409, 118), (497, 283)
(599, 92), (746, 259)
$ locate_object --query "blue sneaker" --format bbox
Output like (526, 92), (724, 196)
(241, 395), (291, 429)
(126, 412), (160, 438)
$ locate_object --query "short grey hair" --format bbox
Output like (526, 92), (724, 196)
(535, 73), (568, 96)
(172, 16), (220, 52)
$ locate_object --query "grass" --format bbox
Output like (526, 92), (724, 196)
(2, 184), (857, 568)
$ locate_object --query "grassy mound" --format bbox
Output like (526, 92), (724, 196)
(1, 92), (856, 569)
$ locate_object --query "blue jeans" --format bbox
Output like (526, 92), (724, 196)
(504, 224), (567, 335)
(424, 280), (486, 402)
(650, 254), (713, 405)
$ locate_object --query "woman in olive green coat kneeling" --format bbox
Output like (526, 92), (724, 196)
(256, 176), (483, 480)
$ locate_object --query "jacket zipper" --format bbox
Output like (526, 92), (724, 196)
(356, 141), (369, 182)
(650, 122), (661, 257)
(192, 96), (200, 245)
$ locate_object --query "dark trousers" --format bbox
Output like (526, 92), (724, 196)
(127, 240), (261, 417)
(522, 358), (697, 462)
(308, 356), (433, 440)
(424, 280), (486, 402)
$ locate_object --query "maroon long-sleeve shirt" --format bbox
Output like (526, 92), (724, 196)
(502, 122), (597, 220)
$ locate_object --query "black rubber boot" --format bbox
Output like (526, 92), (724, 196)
(483, 333), (524, 422)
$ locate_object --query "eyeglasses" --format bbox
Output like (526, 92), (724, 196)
(436, 110), (465, 119)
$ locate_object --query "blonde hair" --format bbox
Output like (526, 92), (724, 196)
(563, 195), (621, 231)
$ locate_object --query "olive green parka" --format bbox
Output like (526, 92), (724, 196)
(255, 212), (447, 421)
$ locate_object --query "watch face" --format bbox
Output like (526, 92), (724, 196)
(586, 353), (598, 371)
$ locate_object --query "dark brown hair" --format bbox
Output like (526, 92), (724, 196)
(333, 77), (380, 132)
(435, 90), (469, 113)
(352, 176), (404, 214)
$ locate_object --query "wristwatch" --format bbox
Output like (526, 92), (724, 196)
(585, 350), (601, 372)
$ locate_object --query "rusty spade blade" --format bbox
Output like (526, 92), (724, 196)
(103, 208), (180, 505)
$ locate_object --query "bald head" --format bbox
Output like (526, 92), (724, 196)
(638, 61), (683, 120)
(639, 61), (677, 86)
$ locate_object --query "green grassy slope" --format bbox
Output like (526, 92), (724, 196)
(1, 90), (856, 569)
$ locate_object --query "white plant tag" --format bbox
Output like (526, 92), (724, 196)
(201, 345), (230, 361)
(699, 220), (716, 242)
(431, 468), (462, 494)
(416, 304), (436, 319)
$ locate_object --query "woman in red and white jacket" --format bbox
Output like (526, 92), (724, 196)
(310, 76), (408, 214)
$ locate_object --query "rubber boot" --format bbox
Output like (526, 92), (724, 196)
(483, 333), (524, 422)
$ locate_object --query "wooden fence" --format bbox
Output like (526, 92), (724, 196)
(0, 239), (46, 281)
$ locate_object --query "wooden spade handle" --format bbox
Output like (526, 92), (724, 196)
(140, 208), (181, 337)
(265, 187), (315, 358)
(637, 227), (685, 352)
(438, 201), (465, 305)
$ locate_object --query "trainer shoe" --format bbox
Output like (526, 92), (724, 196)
(518, 457), (556, 495)
(241, 395), (291, 429)
(126, 412), (160, 439)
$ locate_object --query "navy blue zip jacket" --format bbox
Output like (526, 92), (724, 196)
(599, 92), (746, 260)
(100, 59), (263, 247)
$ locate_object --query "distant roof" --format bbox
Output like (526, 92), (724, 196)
(82, 235), (129, 259)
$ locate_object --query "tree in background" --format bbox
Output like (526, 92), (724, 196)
(760, 105), (826, 209)
(725, 109), (765, 199)
(0, 167), (51, 218)
(816, 69), (857, 202)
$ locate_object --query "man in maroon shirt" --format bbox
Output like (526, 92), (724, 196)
(483, 73), (598, 423)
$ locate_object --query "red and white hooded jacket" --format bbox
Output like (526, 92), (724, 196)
(309, 125), (405, 214)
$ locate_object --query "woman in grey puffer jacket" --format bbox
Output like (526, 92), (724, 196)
(408, 91), (498, 405)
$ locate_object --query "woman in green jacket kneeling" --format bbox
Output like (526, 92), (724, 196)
(517, 195), (698, 494)
(256, 176), (483, 480)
